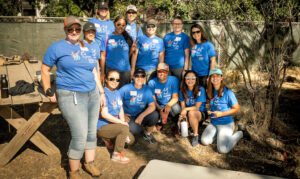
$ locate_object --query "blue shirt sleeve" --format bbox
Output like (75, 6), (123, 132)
(195, 87), (206, 103)
(43, 43), (57, 67)
(159, 38), (165, 52)
(145, 87), (154, 104)
(207, 41), (217, 58)
(171, 77), (179, 94)
(183, 34), (190, 50)
(227, 89), (238, 108)
(179, 91), (184, 102)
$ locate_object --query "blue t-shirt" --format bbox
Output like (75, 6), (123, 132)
(163, 32), (190, 69)
(105, 34), (130, 72)
(136, 35), (164, 72)
(148, 76), (179, 107)
(89, 18), (115, 48)
(179, 87), (207, 112)
(97, 87), (123, 129)
(125, 21), (144, 41)
(210, 87), (238, 125)
(119, 83), (154, 117)
(43, 39), (97, 92)
(191, 41), (216, 76)
(83, 40), (101, 61)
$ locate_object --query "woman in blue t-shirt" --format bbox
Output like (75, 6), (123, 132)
(97, 70), (135, 164)
(41, 16), (105, 178)
(178, 70), (207, 147)
(201, 68), (243, 154)
(102, 15), (133, 88)
(190, 23), (217, 87)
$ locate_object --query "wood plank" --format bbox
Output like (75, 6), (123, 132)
(0, 65), (12, 105)
(0, 106), (52, 167)
(6, 63), (41, 105)
(24, 61), (49, 103)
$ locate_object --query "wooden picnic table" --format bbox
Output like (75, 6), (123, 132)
(0, 61), (60, 167)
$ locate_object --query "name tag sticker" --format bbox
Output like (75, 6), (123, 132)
(155, 89), (161, 94)
(108, 39), (115, 43)
(130, 91), (137, 96)
(153, 39), (159, 43)
(175, 37), (181, 41)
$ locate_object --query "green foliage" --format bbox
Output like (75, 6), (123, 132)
(0, 0), (21, 16)
(41, 0), (84, 17)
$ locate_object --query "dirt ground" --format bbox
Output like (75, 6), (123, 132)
(0, 68), (299, 179)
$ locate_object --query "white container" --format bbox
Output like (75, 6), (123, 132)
(180, 121), (188, 137)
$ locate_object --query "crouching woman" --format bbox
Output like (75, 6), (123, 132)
(97, 70), (135, 164)
(201, 68), (243, 154)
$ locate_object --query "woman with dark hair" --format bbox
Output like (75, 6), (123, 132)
(178, 70), (207, 147)
(190, 23), (217, 87)
(97, 70), (134, 164)
(201, 68), (243, 153)
(102, 15), (134, 87)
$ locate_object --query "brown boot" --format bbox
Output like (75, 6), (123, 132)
(69, 170), (81, 179)
(84, 161), (101, 177)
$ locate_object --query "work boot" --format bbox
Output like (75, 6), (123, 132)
(69, 170), (81, 179)
(84, 161), (101, 177)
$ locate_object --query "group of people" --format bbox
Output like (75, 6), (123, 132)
(41, 2), (243, 178)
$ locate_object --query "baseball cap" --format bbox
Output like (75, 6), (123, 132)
(98, 1), (108, 9)
(83, 22), (96, 32)
(146, 19), (157, 26)
(134, 68), (146, 76)
(209, 68), (223, 76)
(157, 62), (169, 71)
(64, 16), (81, 28)
(126, 5), (137, 12)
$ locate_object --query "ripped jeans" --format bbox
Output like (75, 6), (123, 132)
(57, 88), (100, 159)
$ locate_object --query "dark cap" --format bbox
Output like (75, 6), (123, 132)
(64, 16), (81, 28)
(98, 1), (108, 9)
(134, 68), (146, 76)
(146, 19), (157, 26)
(83, 22), (96, 32)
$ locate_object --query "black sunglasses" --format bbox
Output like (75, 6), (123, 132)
(108, 77), (120, 82)
(146, 24), (156, 28)
(134, 74), (146, 78)
(127, 11), (137, 14)
(192, 30), (201, 35)
(67, 28), (81, 34)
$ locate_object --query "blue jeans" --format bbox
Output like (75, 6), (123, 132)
(57, 88), (100, 159)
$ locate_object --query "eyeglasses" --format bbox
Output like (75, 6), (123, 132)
(116, 23), (126, 27)
(134, 74), (146, 78)
(146, 24), (156, 29)
(67, 28), (81, 34)
(192, 30), (201, 35)
(127, 11), (137, 14)
(157, 70), (168, 74)
(185, 77), (197, 80)
(108, 77), (120, 82)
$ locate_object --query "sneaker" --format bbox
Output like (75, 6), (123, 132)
(191, 135), (199, 147)
(69, 170), (81, 179)
(83, 161), (101, 177)
(143, 133), (157, 144)
(111, 152), (130, 164)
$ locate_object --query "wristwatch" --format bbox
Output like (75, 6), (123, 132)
(45, 88), (54, 97)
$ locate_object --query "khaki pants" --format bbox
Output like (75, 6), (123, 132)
(97, 124), (135, 152)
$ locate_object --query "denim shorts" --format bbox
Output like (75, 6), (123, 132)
(57, 88), (100, 160)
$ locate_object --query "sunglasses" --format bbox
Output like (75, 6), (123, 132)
(185, 77), (197, 80)
(108, 77), (120, 82)
(116, 23), (126, 27)
(192, 30), (201, 35)
(157, 70), (168, 74)
(127, 11), (137, 14)
(67, 28), (81, 34)
(134, 74), (146, 78)
(146, 24), (156, 29)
